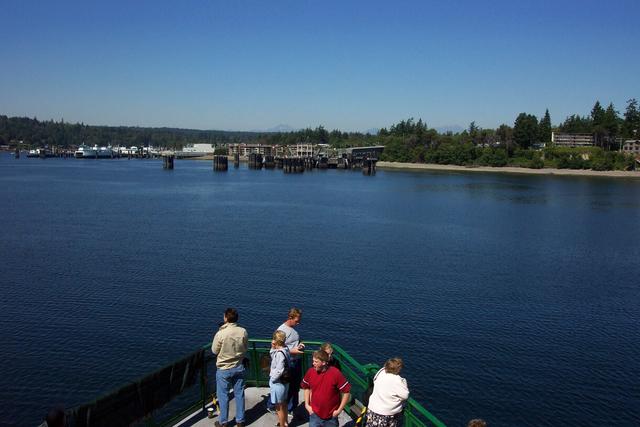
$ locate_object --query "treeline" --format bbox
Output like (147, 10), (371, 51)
(0, 115), (381, 150)
(0, 116), (266, 149)
(2, 98), (639, 171)
(378, 99), (639, 170)
(253, 125), (376, 148)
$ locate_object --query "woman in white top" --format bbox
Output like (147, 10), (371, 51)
(367, 358), (410, 427)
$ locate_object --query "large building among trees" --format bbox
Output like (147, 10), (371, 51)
(551, 132), (594, 147)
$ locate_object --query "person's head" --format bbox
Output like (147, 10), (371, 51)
(320, 342), (334, 357)
(45, 407), (66, 427)
(272, 330), (286, 347)
(467, 419), (487, 427)
(384, 357), (404, 375)
(224, 308), (238, 323)
(312, 350), (329, 372)
(286, 307), (302, 326)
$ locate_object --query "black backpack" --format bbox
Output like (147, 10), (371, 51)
(278, 350), (291, 383)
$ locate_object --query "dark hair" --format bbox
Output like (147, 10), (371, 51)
(45, 407), (66, 427)
(225, 308), (238, 323)
(467, 419), (487, 427)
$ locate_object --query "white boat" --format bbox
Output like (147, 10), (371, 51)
(96, 146), (114, 158)
(115, 146), (130, 156)
(74, 145), (97, 158)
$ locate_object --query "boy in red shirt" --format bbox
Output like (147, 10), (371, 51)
(301, 350), (351, 427)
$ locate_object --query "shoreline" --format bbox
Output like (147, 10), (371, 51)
(377, 161), (640, 179)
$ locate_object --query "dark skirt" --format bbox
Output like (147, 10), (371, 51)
(366, 410), (403, 427)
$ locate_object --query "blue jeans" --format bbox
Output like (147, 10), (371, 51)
(216, 364), (245, 424)
(309, 413), (338, 427)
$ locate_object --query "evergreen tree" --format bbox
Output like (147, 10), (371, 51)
(603, 103), (620, 149)
(591, 101), (606, 147)
(468, 121), (480, 145)
(513, 113), (538, 149)
(591, 101), (605, 126)
(560, 114), (592, 133)
(623, 98), (640, 139)
(538, 109), (552, 143)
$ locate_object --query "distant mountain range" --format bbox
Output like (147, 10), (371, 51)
(435, 125), (464, 134)
(248, 124), (298, 133)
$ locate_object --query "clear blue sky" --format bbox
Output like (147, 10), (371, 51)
(1, 0), (638, 132)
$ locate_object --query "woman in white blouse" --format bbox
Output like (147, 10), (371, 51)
(367, 358), (410, 427)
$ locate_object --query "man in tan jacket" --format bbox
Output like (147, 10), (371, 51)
(212, 308), (248, 427)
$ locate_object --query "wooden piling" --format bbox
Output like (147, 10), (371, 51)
(248, 153), (263, 169)
(303, 157), (315, 170)
(234, 152), (240, 168)
(213, 155), (228, 171)
(163, 154), (175, 169)
(264, 155), (275, 169)
(283, 157), (304, 174)
(15, 148), (20, 159)
(362, 158), (377, 175)
(318, 157), (328, 169)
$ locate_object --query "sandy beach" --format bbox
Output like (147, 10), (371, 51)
(377, 161), (640, 179)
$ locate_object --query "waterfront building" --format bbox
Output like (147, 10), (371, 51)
(227, 143), (331, 158)
(228, 143), (276, 157)
(622, 139), (640, 154)
(346, 146), (385, 160)
(551, 132), (594, 147)
(289, 143), (330, 157)
(182, 143), (215, 154)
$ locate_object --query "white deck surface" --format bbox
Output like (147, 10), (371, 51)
(173, 387), (354, 427)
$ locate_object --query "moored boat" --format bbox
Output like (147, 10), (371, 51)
(74, 145), (97, 158)
(26, 148), (55, 158)
(96, 146), (114, 158)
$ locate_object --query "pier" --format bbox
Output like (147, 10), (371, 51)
(157, 150), (381, 176)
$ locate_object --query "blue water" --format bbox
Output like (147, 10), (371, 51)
(1, 154), (639, 426)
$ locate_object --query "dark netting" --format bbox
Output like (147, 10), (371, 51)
(67, 348), (205, 427)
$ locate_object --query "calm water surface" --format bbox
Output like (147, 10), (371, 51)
(1, 154), (639, 426)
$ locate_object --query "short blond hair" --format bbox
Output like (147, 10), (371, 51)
(288, 307), (302, 319)
(272, 330), (286, 347)
(384, 357), (403, 375)
(467, 419), (487, 427)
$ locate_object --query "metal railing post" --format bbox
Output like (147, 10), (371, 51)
(200, 355), (207, 411)
(251, 341), (260, 385)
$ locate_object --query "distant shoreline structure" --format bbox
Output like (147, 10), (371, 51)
(377, 161), (640, 179)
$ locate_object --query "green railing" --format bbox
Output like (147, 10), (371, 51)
(325, 341), (446, 427)
(83, 339), (445, 427)
(188, 339), (444, 427)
